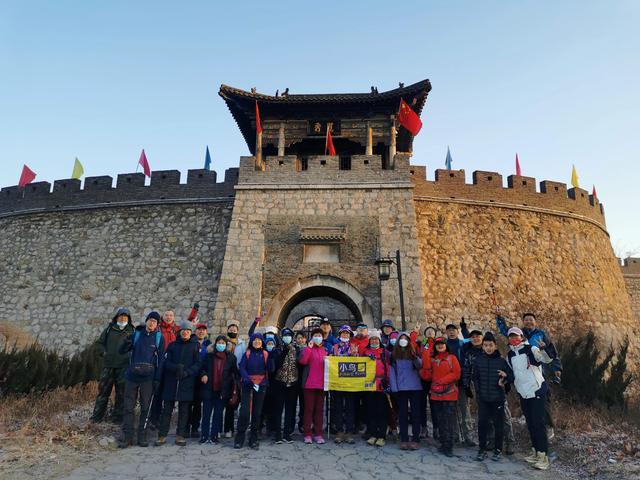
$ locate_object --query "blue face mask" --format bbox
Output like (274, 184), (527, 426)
(215, 343), (226, 352)
(390, 338), (397, 346)
(313, 336), (323, 345)
(282, 335), (292, 345)
(266, 345), (274, 352)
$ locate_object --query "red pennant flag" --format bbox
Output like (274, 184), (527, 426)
(18, 164), (36, 187)
(138, 149), (151, 177)
(515, 153), (522, 176)
(255, 100), (262, 135)
(592, 185), (598, 200)
(325, 127), (336, 156)
(397, 99), (422, 136)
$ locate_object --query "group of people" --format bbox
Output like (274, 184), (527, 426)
(91, 308), (561, 471)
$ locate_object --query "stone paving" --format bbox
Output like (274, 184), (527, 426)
(63, 433), (565, 480)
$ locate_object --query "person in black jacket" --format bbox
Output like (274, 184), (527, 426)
(271, 328), (300, 444)
(472, 332), (514, 462)
(199, 335), (238, 443)
(155, 321), (202, 447)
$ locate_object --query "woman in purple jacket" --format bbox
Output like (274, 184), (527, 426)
(389, 332), (423, 450)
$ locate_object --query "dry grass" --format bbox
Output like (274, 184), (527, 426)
(0, 320), (37, 350)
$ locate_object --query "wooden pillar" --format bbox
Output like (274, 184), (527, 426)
(389, 118), (397, 168)
(278, 122), (285, 156)
(365, 122), (373, 155)
(255, 130), (263, 171)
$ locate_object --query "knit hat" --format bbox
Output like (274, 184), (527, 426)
(338, 325), (353, 336)
(507, 327), (523, 337)
(368, 329), (382, 340)
(482, 332), (497, 343)
(281, 328), (294, 337)
(145, 311), (161, 323)
(178, 320), (195, 332)
(381, 319), (394, 328)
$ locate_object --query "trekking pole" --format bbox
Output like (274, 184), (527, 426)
(327, 391), (331, 440)
(143, 389), (156, 431)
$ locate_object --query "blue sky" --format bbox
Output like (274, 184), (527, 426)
(1, 1), (638, 252)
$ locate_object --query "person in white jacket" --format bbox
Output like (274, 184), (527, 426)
(505, 327), (554, 471)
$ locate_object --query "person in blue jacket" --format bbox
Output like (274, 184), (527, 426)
(319, 318), (338, 354)
(118, 311), (165, 448)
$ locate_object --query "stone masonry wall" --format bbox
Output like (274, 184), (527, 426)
(0, 202), (233, 354)
(414, 199), (639, 366)
(622, 258), (640, 327)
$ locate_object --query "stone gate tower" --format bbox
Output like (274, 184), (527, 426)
(213, 80), (431, 332)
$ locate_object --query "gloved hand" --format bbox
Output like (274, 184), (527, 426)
(465, 386), (474, 399)
(253, 384), (260, 392)
(368, 354), (376, 360)
(460, 317), (467, 329)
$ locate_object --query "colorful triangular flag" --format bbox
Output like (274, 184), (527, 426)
(571, 164), (579, 189)
(204, 146), (211, 171)
(445, 146), (452, 170)
(71, 157), (84, 179)
(138, 149), (151, 177)
(515, 153), (522, 176)
(18, 164), (36, 187)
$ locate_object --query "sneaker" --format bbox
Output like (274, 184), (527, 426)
(224, 431), (233, 439)
(533, 451), (550, 470)
(344, 434), (355, 444)
(304, 436), (313, 444)
(283, 435), (294, 444)
(547, 427), (555, 441)
(175, 436), (187, 446)
(314, 436), (325, 444)
(274, 438), (283, 445)
(492, 450), (502, 461)
(375, 438), (386, 447)
(154, 437), (167, 447)
(367, 436), (377, 446)
(475, 450), (488, 461)
(524, 447), (538, 463)
(199, 437), (208, 444)
(334, 432), (344, 444)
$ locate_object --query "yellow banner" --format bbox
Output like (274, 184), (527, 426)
(323, 357), (377, 392)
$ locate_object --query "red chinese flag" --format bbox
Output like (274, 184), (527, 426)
(397, 99), (422, 136)
(515, 153), (522, 176)
(255, 100), (262, 134)
(325, 128), (336, 156)
(138, 149), (151, 177)
(18, 164), (36, 187)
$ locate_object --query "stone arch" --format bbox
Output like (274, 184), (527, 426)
(263, 275), (374, 329)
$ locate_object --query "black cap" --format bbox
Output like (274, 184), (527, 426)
(319, 318), (331, 325)
(470, 329), (483, 337)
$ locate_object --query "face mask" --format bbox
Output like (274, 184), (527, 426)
(227, 332), (238, 339)
(398, 338), (409, 348)
(266, 345), (274, 352)
(508, 338), (522, 346)
(340, 337), (350, 343)
(312, 336), (323, 345)
(117, 321), (127, 329)
(389, 338), (397, 346)
(282, 335), (292, 345)
(370, 344), (379, 349)
(215, 343), (226, 352)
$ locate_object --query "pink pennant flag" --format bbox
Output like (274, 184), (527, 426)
(138, 149), (151, 177)
(515, 153), (522, 176)
(18, 164), (37, 187)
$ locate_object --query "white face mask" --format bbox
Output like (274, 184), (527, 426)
(117, 321), (127, 329)
(282, 335), (292, 345)
(340, 337), (350, 343)
(398, 338), (409, 348)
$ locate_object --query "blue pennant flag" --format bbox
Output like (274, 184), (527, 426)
(445, 146), (453, 170)
(204, 146), (212, 171)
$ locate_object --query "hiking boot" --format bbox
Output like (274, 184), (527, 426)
(283, 435), (293, 444)
(117, 437), (133, 449)
(375, 438), (386, 447)
(492, 450), (502, 461)
(408, 442), (420, 450)
(367, 436), (377, 446)
(137, 431), (148, 447)
(524, 447), (538, 463)
(533, 452), (550, 470)
(475, 450), (488, 461)
(344, 434), (355, 444)
(334, 432), (344, 444)
(154, 436), (167, 446)
(400, 442), (410, 450)
(175, 436), (187, 446)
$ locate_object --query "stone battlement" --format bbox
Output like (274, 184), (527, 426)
(622, 257), (640, 275)
(237, 154), (412, 185)
(410, 167), (606, 228)
(0, 168), (239, 216)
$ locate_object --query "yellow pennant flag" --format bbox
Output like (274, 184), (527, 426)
(571, 164), (579, 189)
(323, 356), (377, 392)
(71, 157), (84, 179)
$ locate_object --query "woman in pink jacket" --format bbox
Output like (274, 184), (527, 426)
(298, 328), (327, 444)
